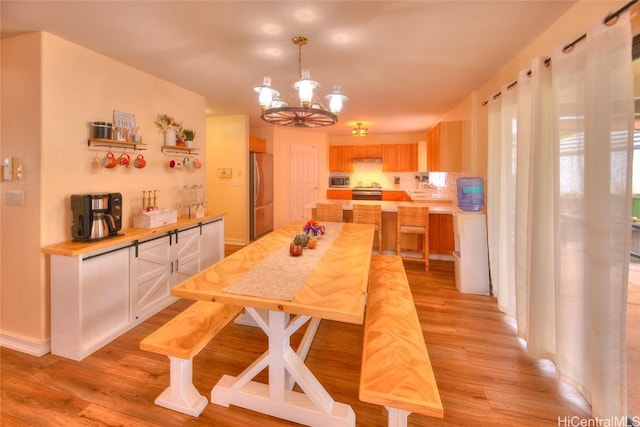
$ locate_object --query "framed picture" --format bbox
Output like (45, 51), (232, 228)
(113, 111), (136, 139)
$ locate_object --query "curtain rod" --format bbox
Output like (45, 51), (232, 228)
(480, 0), (638, 106)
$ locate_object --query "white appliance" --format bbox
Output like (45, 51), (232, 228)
(250, 152), (274, 240)
(452, 212), (490, 295)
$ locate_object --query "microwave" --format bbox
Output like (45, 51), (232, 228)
(329, 176), (350, 188)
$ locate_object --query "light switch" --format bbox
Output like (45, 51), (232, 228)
(3, 157), (13, 181)
(6, 190), (24, 206)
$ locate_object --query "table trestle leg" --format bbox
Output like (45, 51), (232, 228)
(385, 406), (411, 427)
(210, 310), (355, 426)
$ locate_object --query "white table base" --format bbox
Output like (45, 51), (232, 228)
(211, 308), (355, 426)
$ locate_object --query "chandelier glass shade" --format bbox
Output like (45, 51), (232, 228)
(254, 36), (347, 128)
(352, 122), (368, 137)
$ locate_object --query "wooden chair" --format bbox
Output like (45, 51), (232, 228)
(315, 202), (344, 222)
(353, 204), (382, 253)
(396, 205), (429, 271)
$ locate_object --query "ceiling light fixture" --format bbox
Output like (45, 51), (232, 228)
(352, 122), (368, 137)
(254, 36), (348, 128)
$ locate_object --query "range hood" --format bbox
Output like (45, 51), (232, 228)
(352, 157), (382, 163)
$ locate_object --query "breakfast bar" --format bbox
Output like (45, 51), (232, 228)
(307, 199), (457, 257)
(171, 221), (375, 426)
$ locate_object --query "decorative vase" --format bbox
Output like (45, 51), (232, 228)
(186, 139), (194, 148)
(165, 128), (177, 146)
(289, 243), (303, 257)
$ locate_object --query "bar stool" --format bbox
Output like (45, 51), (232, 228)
(396, 205), (429, 271)
(315, 202), (344, 222)
(353, 204), (382, 253)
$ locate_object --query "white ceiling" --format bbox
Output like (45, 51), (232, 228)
(1, 0), (580, 137)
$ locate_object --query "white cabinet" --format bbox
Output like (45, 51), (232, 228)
(129, 234), (172, 322)
(201, 218), (224, 268)
(50, 216), (225, 361)
(50, 244), (131, 360)
(452, 212), (490, 295)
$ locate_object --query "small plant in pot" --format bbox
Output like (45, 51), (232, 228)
(182, 129), (196, 147)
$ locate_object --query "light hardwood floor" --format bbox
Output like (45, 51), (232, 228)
(2, 250), (622, 426)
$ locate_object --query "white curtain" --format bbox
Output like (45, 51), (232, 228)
(487, 12), (632, 419)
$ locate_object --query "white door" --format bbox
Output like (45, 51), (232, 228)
(290, 143), (319, 220)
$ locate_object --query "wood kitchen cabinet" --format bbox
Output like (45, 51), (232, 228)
(353, 144), (382, 158)
(382, 191), (411, 201)
(429, 213), (455, 255)
(398, 143), (418, 171)
(427, 121), (462, 172)
(329, 145), (354, 172)
(327, 189), (352, 200)
(383, 143), (417, 172)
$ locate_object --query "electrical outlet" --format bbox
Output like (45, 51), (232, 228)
(6, 190), (24, 206)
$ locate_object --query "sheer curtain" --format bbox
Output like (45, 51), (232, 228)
(486, 12), (632, 419)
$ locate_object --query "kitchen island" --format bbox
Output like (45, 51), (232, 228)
(306, 200), (459, 257)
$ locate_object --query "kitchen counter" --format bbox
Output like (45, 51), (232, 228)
(42, 211), (225, 257)
(306, 199), (457, 214)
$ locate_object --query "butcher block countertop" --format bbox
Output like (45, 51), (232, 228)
(42, 211), (225, 257)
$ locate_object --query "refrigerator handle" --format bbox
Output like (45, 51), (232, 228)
(254, 158), (260, 201)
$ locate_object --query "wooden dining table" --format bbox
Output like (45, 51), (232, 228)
(171, 221), (375, 426)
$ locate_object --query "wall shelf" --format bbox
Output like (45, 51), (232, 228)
(161, 145), (199, 155)
(88, 138), (147, 151)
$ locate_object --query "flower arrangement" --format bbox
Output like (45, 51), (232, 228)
(155, 114), (181, 133)
(303, 219), (325, 237)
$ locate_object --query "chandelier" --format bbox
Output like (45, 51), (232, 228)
(254, 36), (348, 128)
(352, 122), (368, 137)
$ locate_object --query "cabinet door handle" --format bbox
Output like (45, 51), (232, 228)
(175, 259), (179, 272)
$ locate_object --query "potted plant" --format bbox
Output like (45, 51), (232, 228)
(182, 128), (196, 147)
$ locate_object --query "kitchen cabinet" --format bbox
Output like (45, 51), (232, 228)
(327, 189), (352, 200)
(429, 213), (455, 255)
(398, 143), (418, 171)
(129, 225), (201, 322)
(200, 218), (225, 268)
(427, 121), (462, 172)
(329, 145), (354, 172)
(249, 136), (267, 153)
(382, 191), (411, 202)
(381, 145), (400, 171)
(50, 243), (131, 361)
(382, 143), (417, 172)
(48, 217), (224, 361)
(353, 144), (382, 158)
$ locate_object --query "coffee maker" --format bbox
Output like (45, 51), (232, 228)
(71, 193), (123, 241)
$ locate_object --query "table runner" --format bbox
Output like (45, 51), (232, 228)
(222, 223), (344, 300)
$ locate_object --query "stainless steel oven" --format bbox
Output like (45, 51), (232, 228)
(352, 187), (382, 200)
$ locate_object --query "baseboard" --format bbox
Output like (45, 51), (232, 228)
(224, 238), (246, 246)
(0, 330), (50, 357)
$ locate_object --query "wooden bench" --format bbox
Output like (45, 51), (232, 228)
(140, 300), (242, 416)
(360, 255), (443, 427)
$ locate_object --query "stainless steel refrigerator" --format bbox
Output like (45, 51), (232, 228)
(250, 152), (274, 240)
